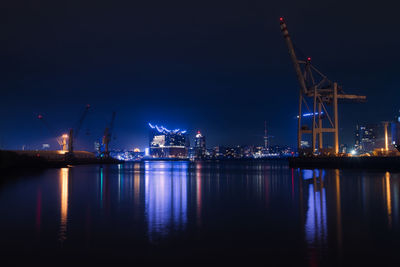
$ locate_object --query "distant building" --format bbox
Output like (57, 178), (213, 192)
(355, 124), (378, 153)
(300, 140), (310, 148)
(355, 123), (386, 153)
(391, 114), (400, 151)
(148, 123), (189, 158)
(94, 141), (100, 153)
(188, 147), (196, 160)
(243, 145), (255, 158)
(269, 145), (294, 156)
(110, 149), (145, 161)
(194, 131), (206, 159)
(233, 146), (244, 158)
(340, 144), (348, 154)
(42, 144), (50, 150)
(211, 145), (245, 159)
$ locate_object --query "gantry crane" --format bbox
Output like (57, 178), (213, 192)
(279, 17), (366, 155)
(101, 111), (116, 158)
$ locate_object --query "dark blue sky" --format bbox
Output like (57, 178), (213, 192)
(1, 0), (399, 151)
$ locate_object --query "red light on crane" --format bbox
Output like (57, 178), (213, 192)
(307, 57), (311, 61)
(279, 17), (284, 22)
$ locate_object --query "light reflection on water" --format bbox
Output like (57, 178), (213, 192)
(145, 161), (188, 241)
(59, 167), (69, 242)
(196, 162), (202, 226)
(49, 162), (400, 250)
(300, 168), (342, 264)
(385, 172), (392, 228)
(304, 170), (327, 248)
(2, 161), (400, 265)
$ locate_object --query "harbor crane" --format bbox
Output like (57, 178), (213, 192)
(101, 111), (116, 158)
(37, 114), (68, 150)
(37, 104), (90, 153)
(279, 17), (366, 155)
(67, 104), (91, 154)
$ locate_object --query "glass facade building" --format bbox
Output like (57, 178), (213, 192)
(148, 123), (189, 158)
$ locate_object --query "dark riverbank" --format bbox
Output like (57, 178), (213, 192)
(0, 150), (123, 171)
(289, 156), (400, 170)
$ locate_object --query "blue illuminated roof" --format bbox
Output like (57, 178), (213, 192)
(148, 123), (187, 134)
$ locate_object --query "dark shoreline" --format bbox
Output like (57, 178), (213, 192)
(289, 156), (400, 170)
(0, 150), (123, 171)
(4, 149), (400, 172)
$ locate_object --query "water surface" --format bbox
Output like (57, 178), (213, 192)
(1, 161), (399, 266)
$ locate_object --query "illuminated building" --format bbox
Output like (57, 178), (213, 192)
(42, 144), (50, 150)
(355, 124), (378, 153)
(243, 145), (255, 158)
(110, 149), (145, 161)
(94, 141), (100, 153)
(211, 146), (244, 159)
(391, 113), (400, 151)
(355, 123), (387, 153)
(194, 131), (206, 159)
(148, 123), (189, 158)
(212, 146), (226, 159)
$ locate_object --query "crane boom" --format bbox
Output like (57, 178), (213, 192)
(279, 17), (308, 94)
(74, 104), (91, 138)
(68, 104), (91, 153)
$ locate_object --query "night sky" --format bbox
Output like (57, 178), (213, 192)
(1, 0), (399, 151)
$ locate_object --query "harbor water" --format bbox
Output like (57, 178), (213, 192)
(1, 161), (400, 266)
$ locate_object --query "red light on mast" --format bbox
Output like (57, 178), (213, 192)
(307, 57), (311, 61)
(279, 17), (284, 22)
(37, 114), (43, 119)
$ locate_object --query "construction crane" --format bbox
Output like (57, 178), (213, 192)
(101, 112), (116, 158)
(67, 104), (91, 153)
(37, 114), (68, 150)
(279, 17), (366, 155)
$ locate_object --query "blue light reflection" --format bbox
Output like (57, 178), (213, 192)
(144, 161), (188, 241)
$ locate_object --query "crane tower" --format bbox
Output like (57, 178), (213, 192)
(279, 17), (366, 155)
(101, 111), (116, 158)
